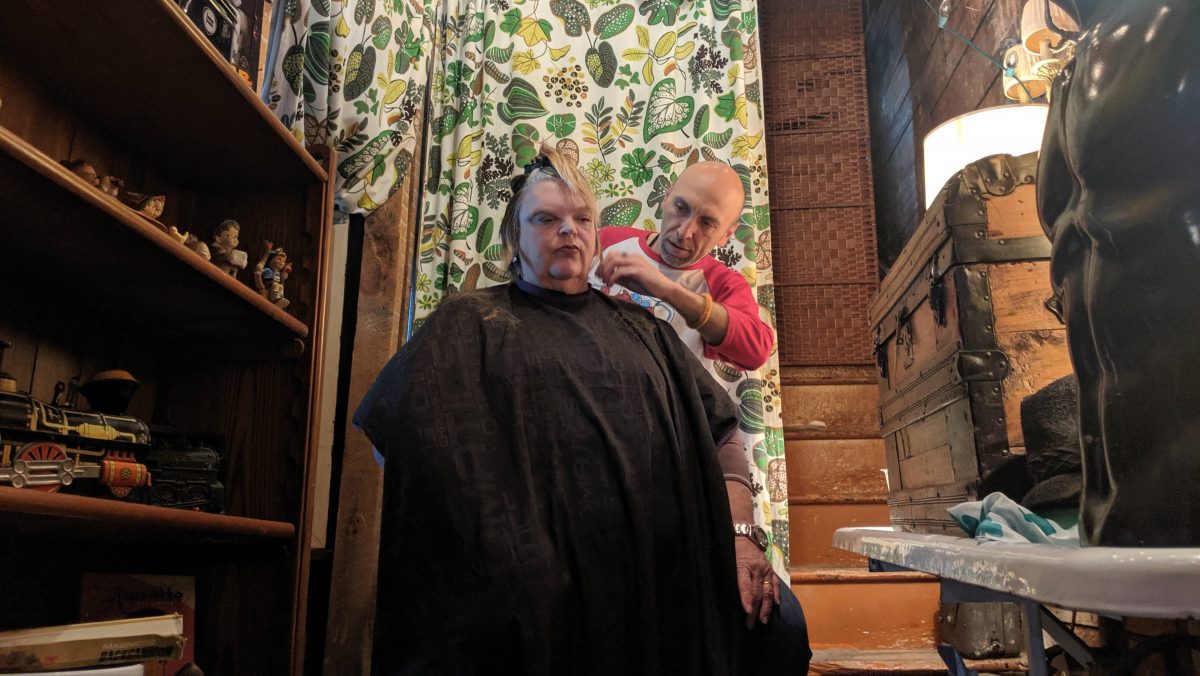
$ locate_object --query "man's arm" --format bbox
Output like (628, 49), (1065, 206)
(597, 251), (774, 369)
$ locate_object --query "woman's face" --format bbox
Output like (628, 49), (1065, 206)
(516, 180), (596, 294)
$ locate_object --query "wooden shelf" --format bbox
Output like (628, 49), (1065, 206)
(0, 487), (295, 544)
(0, 124), (309, 344)
(0, 0), (325, 189)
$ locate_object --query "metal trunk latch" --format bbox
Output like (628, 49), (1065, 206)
(898, 313), (916, 368)
(874, 326), (889, 379)
(929, 260), (947, 326)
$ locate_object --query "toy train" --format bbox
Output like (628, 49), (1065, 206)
(0, 388), (151, 496)
(0, 389), (224, 512)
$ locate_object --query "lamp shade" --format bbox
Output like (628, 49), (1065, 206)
(1021, 0), (1079, 53)
(922, 104), (1049, 208)
(1003, 45), (1048, 101)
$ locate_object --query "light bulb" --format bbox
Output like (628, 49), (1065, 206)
(938, 0), (953, 27)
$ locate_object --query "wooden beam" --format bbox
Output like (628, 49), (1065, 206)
(321, 133), (423, 673)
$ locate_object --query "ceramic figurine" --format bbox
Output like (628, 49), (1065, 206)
(167, 226), (189, 244)
(61, 159), (99, 187)
(134, 194), (166, 220)
(184, 233), (211, 261)
(254, 241), (292, 309)
(210, 219), (248, 277)
(98, 175), (124, 197)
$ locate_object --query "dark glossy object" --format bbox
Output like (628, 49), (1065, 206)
(1038, 0), (1200, 545)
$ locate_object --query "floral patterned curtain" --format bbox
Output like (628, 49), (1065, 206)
(415, 0), (789, 577)
(265, 0), (431, 214)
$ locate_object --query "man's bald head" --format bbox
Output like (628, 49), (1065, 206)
(653, 161), (746, 268)
(673, 161), (746, 224)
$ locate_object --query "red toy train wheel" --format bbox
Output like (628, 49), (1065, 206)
(15, 442), (68, 493)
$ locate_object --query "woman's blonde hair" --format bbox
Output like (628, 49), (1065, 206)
(499, 144), (599, 275)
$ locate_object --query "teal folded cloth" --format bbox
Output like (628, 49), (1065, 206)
(948, 492), (1079, 546)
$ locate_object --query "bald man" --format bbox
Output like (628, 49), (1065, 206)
(594, 162), (810, 674)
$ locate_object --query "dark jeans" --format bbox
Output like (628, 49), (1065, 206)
(740, 575), (812, 675)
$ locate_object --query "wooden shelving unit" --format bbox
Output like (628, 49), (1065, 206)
(0, 0), (325, 188)
(0, 126), (309, 343)
(0, 2), (331, 674)
(0, 489), (296, 543)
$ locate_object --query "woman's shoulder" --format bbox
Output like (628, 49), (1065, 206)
(421, 285), (517, 328)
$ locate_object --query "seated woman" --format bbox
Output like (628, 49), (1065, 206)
(355, 146), (749, 675)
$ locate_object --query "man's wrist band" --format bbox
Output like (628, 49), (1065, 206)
(688, 293), (714, 329)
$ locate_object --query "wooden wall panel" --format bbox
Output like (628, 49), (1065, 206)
(781, 382), (881, 440)
(787, 438), (888, 501)
(865, 0), (1026, 272)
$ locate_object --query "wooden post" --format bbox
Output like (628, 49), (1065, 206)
(322, 136), (423, 673)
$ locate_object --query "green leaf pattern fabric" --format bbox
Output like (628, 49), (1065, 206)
(417, 0), (788, 576)
(266, 0), (431, 213)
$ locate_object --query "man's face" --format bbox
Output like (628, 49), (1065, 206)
(517, 180), (596, 292)
(656, 171), (743, 268)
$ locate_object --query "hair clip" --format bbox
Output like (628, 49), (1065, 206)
(523, 155), (553, 175)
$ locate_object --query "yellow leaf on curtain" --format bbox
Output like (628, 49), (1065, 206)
(384, 80), (408, 104)
(514, 50), (541, 74)
(452, 130), (485, 166)
(516, 17), (550, 47)
(358, 193), (383, 211)
(550, 45), (571, 61)
(653, 33), (676, 60)
(336, 15), (350, 37)
(732, 131), (763, 160)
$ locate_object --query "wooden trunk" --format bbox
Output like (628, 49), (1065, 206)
(869, 153), (1073, 534)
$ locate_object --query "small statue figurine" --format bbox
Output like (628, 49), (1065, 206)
(184, 233), (211, 261)
(134, 194), (166, 220)
(210, 219), (248, 278)
(98, 175), (124, 197)
(254, 241), (292, 309)
(61, 159), (99, 187)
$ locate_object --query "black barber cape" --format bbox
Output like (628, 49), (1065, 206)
(355, 280), (742, 675)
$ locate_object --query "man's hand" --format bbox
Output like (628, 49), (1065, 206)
(735, 537), (778, 628)
(597, 250), (677, 299)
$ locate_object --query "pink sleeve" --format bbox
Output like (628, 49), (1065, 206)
(599, 226), (642, 249)
(700, 263), (775, 370)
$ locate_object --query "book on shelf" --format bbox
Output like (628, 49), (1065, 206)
(80, 574), (195, 676)
(0, 615), (182, 673)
